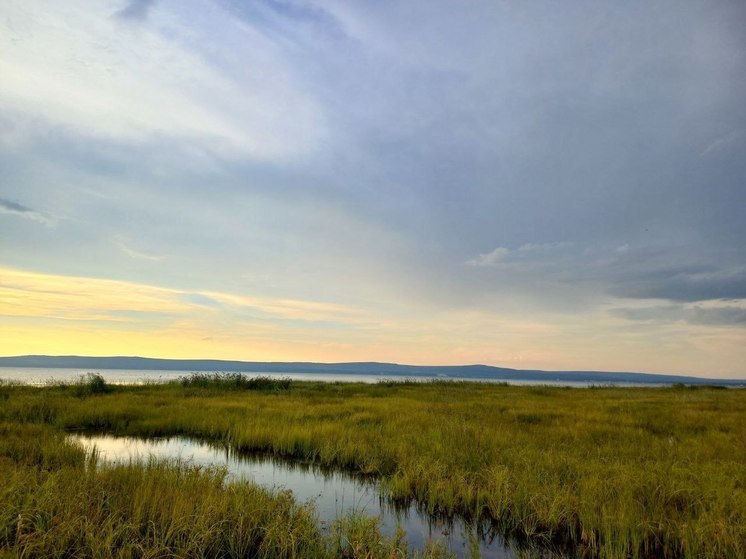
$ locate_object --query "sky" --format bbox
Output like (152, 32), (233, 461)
(1, 0), (745, 378)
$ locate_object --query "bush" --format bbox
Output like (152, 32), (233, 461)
(177, 372), (292, 392)
(73, 373), (112, 397)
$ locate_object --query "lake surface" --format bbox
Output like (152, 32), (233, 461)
(69, 434), (559, 559)
(0, 367), (654, 387)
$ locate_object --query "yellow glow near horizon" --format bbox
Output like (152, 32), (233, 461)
(0, 266), (376, 361)
(1, 266), (745, 378)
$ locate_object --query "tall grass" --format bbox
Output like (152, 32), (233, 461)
(177, 373), (292, 392)
(0, 380), (743, 558)
(74, 372), (114, 396)
(0, 421), (449, 558)
(0, 425), (324, 557)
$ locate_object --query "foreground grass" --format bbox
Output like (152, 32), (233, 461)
(0, 420), (449, 559)
(1, 424), (326, 558)
(1, 376), (744, 558)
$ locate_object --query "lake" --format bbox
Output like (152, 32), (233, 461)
(0, 367), (654, 387)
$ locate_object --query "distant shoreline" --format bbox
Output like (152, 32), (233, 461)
(1, 355), (743, 386)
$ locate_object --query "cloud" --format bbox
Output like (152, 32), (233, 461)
(0, 198), (54, 225)
(466, 243), (575, 268)
(0, 266), (369, 326)
(1, 0), (745, 375)
(610, 303), (746, 327)
(180, 293), (221, 307)
(0, 2), (325, 160)
(466, 242), (746, 303)
(610, 266), (746, 303)
(114, 0), (158, 22)
(246, 0), (337, 26)
(466, 247), (509, 267)
(115, 237), (163, 261)
(700, 129), (743, 157)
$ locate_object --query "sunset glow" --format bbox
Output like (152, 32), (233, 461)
(1, 1), (744, 378)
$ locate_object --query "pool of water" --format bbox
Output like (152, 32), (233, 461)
(0, 367), (656, 387)
(69, 433), (551, 559)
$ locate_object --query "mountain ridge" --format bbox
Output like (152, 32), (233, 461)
(0, 355), (743, 385)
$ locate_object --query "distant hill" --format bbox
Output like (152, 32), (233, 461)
(0, 355), (743, 385)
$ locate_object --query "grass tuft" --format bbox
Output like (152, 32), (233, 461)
(177, 372), (292, 392)
(73, 373), (113, 397)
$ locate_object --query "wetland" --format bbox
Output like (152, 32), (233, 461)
(0, 374), (743, 558)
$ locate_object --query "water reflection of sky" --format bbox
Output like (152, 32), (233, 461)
(1, 367), (656, 387)
(70, 434), (525, 559)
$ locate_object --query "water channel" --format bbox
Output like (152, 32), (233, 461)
(69, 433), (569, 559)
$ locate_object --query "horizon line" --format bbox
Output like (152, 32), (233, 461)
(1, 354), (744, 382)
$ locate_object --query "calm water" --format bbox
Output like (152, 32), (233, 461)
(0, 367), (652, 387)
(69, 434), (556, 559)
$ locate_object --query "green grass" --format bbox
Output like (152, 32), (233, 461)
(177, 373), (292, 392)
(1, 427), (323, 558)
(0, 376), (744, 558)
(0, 421), (448, 558)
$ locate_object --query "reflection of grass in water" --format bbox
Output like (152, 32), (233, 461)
(1, 380), (745, 558)
(0, 423), (325, 558)
(330, 513), (453, 559)
(0, 423), (448, 558)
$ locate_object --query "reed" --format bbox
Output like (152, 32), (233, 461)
(176, 373), (292, 392)
(0, 421), (448, 558)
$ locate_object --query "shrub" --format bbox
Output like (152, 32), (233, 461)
(177, 372), (292, 392)
(73, 373), (112, 397)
